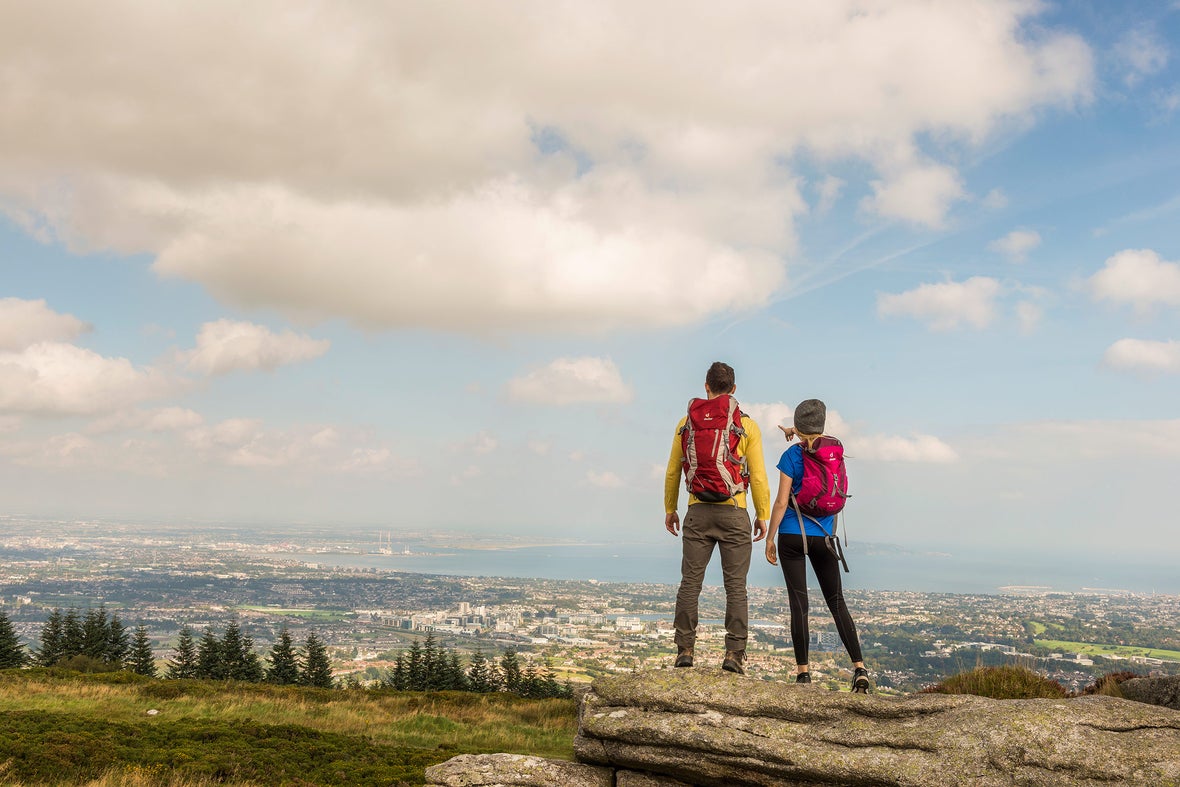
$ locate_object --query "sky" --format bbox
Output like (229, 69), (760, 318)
(1, 1), (1179, 565)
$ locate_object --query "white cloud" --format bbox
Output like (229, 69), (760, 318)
(527, 440), (552, 456)
(0, 298), (89, 351)
(183, 319), (329, 376)
(506, 357), (633, 405)
(982, 189), (1009, 210)
(468, 431), (498, 455)
(6, 432), (98, 469)
(1103, 338), (1180, 374)
(814, 176), (844, 215)
(989, 229), (1041, 262)
(849, 433), (958, 463)
(877, 277), (1003, 331)
(88, 406), (205, 435)
(0, 2), (1092, 333)
(1088, 249), (1180, 313)
(0, 342), (178, 415)
(862, 162), (965, 228)
(995, 419), (1180, 459)
(587, 470), (625, 489)
(743, 403), (957, 463)
(1015, 301), (1042, 334)
(0, 415), (20, 434)
(1114, 27), (1168, 87)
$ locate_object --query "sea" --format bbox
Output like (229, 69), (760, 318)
(271, 540), (1180, 596)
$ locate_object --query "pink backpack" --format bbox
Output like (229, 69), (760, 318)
(794, 436), (849, 518)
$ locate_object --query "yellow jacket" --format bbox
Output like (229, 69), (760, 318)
(664, 412), (770, 521)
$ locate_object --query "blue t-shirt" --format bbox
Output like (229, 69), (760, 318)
(776, 443), (835, 537)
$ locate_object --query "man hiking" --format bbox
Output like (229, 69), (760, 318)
(664, 361), (770, 675)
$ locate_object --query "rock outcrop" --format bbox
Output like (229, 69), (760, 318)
(427, 669), (1180, 787)
(1121, 674), (1180, 711)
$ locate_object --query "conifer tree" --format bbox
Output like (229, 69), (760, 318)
(541, 661), (566, 698)
(521, 660), (540, 698)
(406, 640), (426, 691)
(423, 634), (446, 691)
(81, 606), (111, 661)
(266, 627), (301, 685)
(301, 632), (333, 688)
(106, 613), (131, 667)
(62, 607), (84, 659)
(387, 652), (407, 690)
(500, 649), (522, 694)
(466, 649), (496, 692)
(0, 610), (27, 669)
(165, 626), (199, 679)
(220, 621), (264, 682)
(445, 650), (469, 691)
(36, 608), (65, 667)
(129, 625), (157, 677)
(196, 627), (224, 679)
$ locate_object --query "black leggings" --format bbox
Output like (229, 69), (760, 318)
(777, 532), (863, 665)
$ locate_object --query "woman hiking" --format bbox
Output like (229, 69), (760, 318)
(764, 398), (870, 693)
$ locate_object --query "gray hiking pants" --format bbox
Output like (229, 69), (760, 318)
(674, 502), (752, 653)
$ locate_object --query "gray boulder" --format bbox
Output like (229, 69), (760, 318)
(1120, 674), (1180, 711)
(424, 753), (612, 787)
(574, 670), (1180, 786)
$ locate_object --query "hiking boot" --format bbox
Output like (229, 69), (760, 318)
(795, 672), (811, 685)
(674, 646), (694, 668)
(721, 650), (745, 675)
(852, 667), (871, 694)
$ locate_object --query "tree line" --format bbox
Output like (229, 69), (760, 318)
(1, 609), (571, 698)
(381, 634), (571, 698)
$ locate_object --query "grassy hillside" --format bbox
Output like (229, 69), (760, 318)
(0, 669), (577, 786)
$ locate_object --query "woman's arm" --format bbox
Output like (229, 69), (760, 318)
(765, 470), (794, 565)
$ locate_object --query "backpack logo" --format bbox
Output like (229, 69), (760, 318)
(679, 395), (748, 503)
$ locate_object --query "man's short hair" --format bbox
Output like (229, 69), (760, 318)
(705, 361), (735, 394)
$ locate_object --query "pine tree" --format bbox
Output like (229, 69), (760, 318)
(500, 649), (522, 694)
(423, 634), (446, 691)
(466, 649), (495, 693)
(106, 613), (131, 667)
(266, 627), (301, 685)
(520, 660), (540, 698)
(36, 608), (64, 667)
(386, 652), (407, 690)
(165, 626), (199, 679)
(62, 607), (84, 660)
(220, 621), (263, 682)
(445, 650), (469, 691)
(129, 625), (157, 677)
(540, 661), (566, 698)
(0, 610), (27, 669)
(406, 640), (426, 691)
(196, 627), (224, 680)
(81, 606), (111, 661)
(301, 633), (333, 688)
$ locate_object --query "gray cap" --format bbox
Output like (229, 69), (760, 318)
(794, 399), (826, 435)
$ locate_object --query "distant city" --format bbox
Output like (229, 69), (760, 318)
(2, 515), (1177, 693)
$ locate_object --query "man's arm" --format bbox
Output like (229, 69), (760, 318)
(743, 417), (771, 541)
(664, 419), (686, 535)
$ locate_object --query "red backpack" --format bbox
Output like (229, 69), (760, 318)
(679, 395), (748, 503)
(794, 436), (849, 517)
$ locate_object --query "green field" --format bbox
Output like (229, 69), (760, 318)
(0, 669), (576, 785)
(1033, 638), (1180, 662)
(236, 606), (354, 621)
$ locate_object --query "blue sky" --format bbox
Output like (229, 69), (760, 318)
(1, 2), (1179, 564)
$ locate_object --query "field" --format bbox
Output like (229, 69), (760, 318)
(1033, 638), (1180, 662)
(0, 669), (577, 786)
